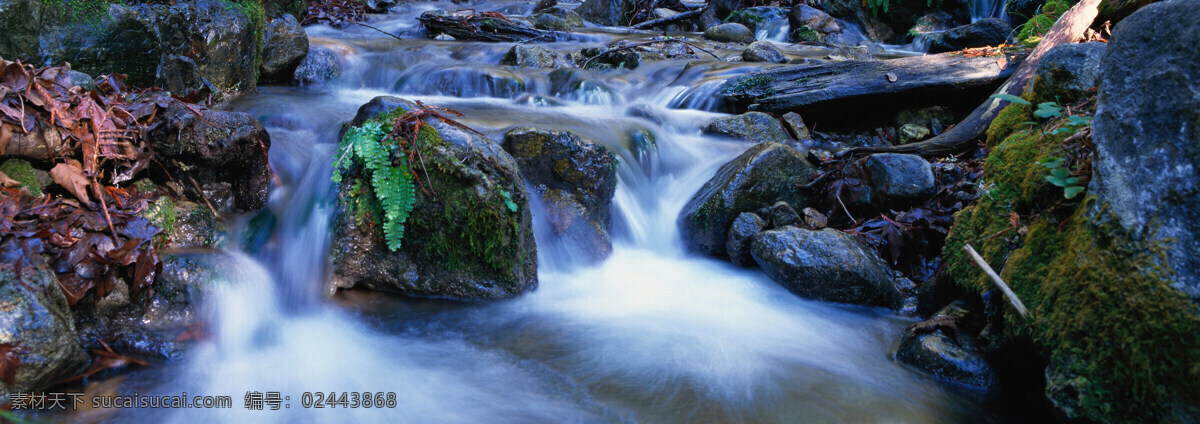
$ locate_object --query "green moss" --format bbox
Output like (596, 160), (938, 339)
(791, 26), (821, 43)
(0, 159), (43, 196)
(986, 103), (1035, 149)
(723, 73), (776, 98)
(1018, 0), (1072, 42)
(143, 194), (177, 238)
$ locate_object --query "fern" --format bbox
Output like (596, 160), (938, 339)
(333, 120), (417, 251)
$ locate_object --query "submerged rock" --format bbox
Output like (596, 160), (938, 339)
(293, 45), (342, 85)
(502, 127), (618, 263)
(726, 212), (766, 267)
(330, 96), (538, 300)
(749, 227), (901, 308)
(0, 269), (89, 402)
(895, 300), (997, 392)
(704, 23), (756, 43)
(929, 18), (1011, 53)
(1029, 42), (1105, 104)
(678, 142), (816, 256)
(742, 41), (787, 63)
(260, 14), (309, 83)
(864, 153), (936, 203)
(500, 45), (558, 69)
(702, 112), (790, 143)
(148, 103), (273, 213)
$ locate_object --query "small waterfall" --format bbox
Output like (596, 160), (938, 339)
(970, 0), (1009, 22)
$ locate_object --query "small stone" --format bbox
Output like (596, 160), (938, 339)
(769, 201), (801, 228)
(864, 153), (937, 202)
(801, 207), (827, 229)
(703, 112), (790, 143)
(500, 45), (558, 68)
(781, 112), (811, 141)
(726, 212), (766, 266)
(898, 123), (931, 144)
(742, 41), (787, 63)
(704, 23), (756, 44)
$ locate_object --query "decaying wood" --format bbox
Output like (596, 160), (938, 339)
(963, 244), (1030, 320)
(418, 10), (562, 42)
(723, 52), (1020, 115)
(841, 0), (1103, 157)
(2, 124), (72, 160)
(630, 6), (706, 29)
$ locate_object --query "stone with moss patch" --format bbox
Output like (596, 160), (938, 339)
(0, 159), (48, 196)
(330, 96), (537, 300)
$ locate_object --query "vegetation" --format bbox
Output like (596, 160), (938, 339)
(1016, 0), (1074, 43)
(332, 118), (417, 252)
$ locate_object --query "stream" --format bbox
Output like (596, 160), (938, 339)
(89, 1), (1004, 422)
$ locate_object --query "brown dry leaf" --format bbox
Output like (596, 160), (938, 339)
(1009, 212), (1020, 228)
(51, 161), (92, 203)
(0, 342), (22, 384)
(0, 171), (19, 188)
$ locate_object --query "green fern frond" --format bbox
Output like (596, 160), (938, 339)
(334, 120), (417, 251)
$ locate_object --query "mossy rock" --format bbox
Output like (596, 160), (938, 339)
(330, 96), (538, 300)
(0, 159), (48, 196)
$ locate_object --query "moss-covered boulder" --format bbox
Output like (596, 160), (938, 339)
(941, 7), (1200, 418)
(330, 96), (538, 300)
(502, 127), (618, 263)
(0, 269), (88, 403)
(678, 142), (816, 257)
(1029, 42), (1105, 105)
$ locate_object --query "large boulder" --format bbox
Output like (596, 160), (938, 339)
(929, 18), (1011, 53)
(293, 45), (342, 85)
(502, 127), (618, 263)
(678, 142), (816, 256)
(702, 112), (790, 143)
(0, 269), (88, 402)
(42, 0), (260, 98)
(1028, 42), (1105, 105)
(704, 23), (756, 44)
(576, 0), (635, 26)
(1090, 0), (1200, 304)
(742, 41), (786, 64)
(148, 102), (273, 213)
(749, 227), (902, 308)
(0, 0), (49, 61)
(260, 14), (309, 83)
(330, 96), (538, 300)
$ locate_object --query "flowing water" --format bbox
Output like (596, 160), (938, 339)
(83, 2), (1003, 422)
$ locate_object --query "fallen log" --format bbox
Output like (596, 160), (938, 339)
(722, 52), (1021, 117)
(418, 10), (562, 42)
(840, 0), (1103, 157)
(630, 6), (706, 30)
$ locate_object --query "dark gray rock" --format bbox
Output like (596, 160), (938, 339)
(533, 13), (570, 31)
(704, 23), (756, 43)
(702, 112), (790, 143)
(330, 96), (538, 300)
(1090, 0), (1200, 304)
(678, 142), (816, 256)
(503, 127), (618, 263)
(1029, 42), (1105, 104)
(725, 6), (788, 32)
(780, 112), (811, 141)
(742, 41), (786, 63)
(929, 18), (1011, 53)
(864, 153), (936, 202)
(0, 0), (47, 61)
(500, 45), (558, 69)
(0, 269), (88, 402)
(148, 103), (273, 213)
(895, 301), (997, 392)
(576, 0), (634, 26)
(577, 47), (641, 71)
(532, 6), (583, 28)
(294, 45), (341, 85)
(750, 227), (902, 307)
(726, 212), (766, 267)
(260, 14), (309, 83)
(626, 104), (664, 125)
(814, 0), (896, 42)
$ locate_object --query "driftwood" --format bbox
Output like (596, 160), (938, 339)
(418, 10), (561, 42)
(630, 6), (706, 29)
(722, 53), (1020, 122)
(841, 0), (1103, 157)
(963, 244), (1030, 319)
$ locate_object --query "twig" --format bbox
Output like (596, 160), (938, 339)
(963, 243), (1030, 319)
(629, 6), (706, 30)
(581, 37), (718, 69)
(92, 176), (120, 241)
(177, 162), (222, 221)
(354, 21), (404, 41)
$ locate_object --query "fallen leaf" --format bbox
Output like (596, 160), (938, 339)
(0, 123), (10, 155)
(885, 72), (898, 83)
(50, 162), (92, 203)
(0, 171), (19, 188)
(1009, 212), (1020, 228)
